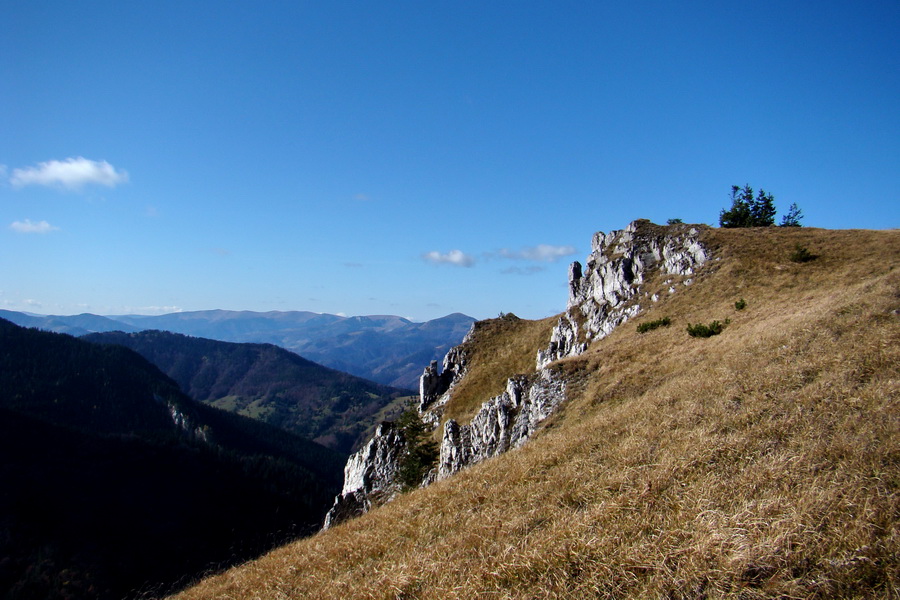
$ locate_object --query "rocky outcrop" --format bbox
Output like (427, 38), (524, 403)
(419, 342), (468, 412)
(438, 368), (566, 478)
(165, 398), (212, 444)
(322, 422), (406, 529)
(323, 220), (709, 529)
(537, 220), (707, 368)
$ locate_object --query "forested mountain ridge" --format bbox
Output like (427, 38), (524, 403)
(0, 318), (345, 600)
(83, 329), (412, 453)
(0, 309), (476, 389)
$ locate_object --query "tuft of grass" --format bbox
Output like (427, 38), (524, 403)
(636, 316), (671, 333)
(734, 298), (747, 310)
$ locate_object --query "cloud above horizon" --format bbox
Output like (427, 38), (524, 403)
(496, 244), (577, 262)
(422, 249), (476, 267)
(10, 219), (59, 234)
(10, 157), (129, 191)
(501, 265), (546, 276)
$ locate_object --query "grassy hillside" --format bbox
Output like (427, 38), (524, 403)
(173, 226), (899, 599)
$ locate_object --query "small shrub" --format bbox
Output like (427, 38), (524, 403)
(734, 298), (747, 311)
(686, 318), (730, 338)
(790, 244), (816, 263)
(395, 406), (439, 490)
(637, 316), (671, 333)
(666, 218), (683, 225)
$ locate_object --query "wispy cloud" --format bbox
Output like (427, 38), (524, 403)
(501, 265), (546, 276)
(10, 219), (59, 234)
(353, 193), (372, 201)
(496, 244), (577, 262)
(10, 157), (129, 191)
(422, 249), (476, 267)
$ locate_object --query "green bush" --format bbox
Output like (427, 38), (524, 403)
(686, 318), (730, 338)
(790, 244), (816, 263)
(395, 406), (439, 490)
(734, 298), (747, 311)
(637, 316), (671, 333)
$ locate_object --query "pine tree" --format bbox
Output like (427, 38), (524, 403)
(780, 202), (803, 227)
(750, 188), (776, 226)
(719, 184), (781, 228)
(719, 185), (754, 228)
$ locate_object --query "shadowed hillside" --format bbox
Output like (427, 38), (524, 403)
(173, 225), (899, 599)
(83, 330), (411, 453)
(0, 320), (345, 600)
(109, 311), (476, 389)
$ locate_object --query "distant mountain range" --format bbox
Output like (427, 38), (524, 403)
(84, 330), (412, 453)
(0, 317), (346, 599)
(0, 309), (476, 389)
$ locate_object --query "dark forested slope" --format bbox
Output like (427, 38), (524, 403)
(84, 330), (412, 453)
(0, 318), (345, 600)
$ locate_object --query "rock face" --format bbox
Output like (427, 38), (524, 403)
(438, 368), (567, 478)
(419, 342), (468, 413)
(322, 423), (406, 529)
(324, 220), (709, 529)
(537, 219), (707, 368)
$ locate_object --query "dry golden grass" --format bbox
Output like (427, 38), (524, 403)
(440, 314), (556, 426)
(173, 226), (900, 600)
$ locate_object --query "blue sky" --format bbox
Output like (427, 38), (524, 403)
(2, 1), (898, 321)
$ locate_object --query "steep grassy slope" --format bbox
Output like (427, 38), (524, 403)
(83, 330), (411, 453)
(173, 226), (899, 599)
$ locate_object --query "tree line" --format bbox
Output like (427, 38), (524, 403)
(719, 184), (803, 228)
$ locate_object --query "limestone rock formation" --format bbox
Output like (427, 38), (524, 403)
(537, 219), (707, 368)
(418, 341), (468, 412)
(324, 220), (709, 529)
(322, 422), (406, 529)
(438, 368), (567, 478)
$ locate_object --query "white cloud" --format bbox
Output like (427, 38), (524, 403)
(422, 249), (476, 267)
(10, 219), (59, 234)
(10, 157), (129, 190)
(497, 244), (577, 262)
